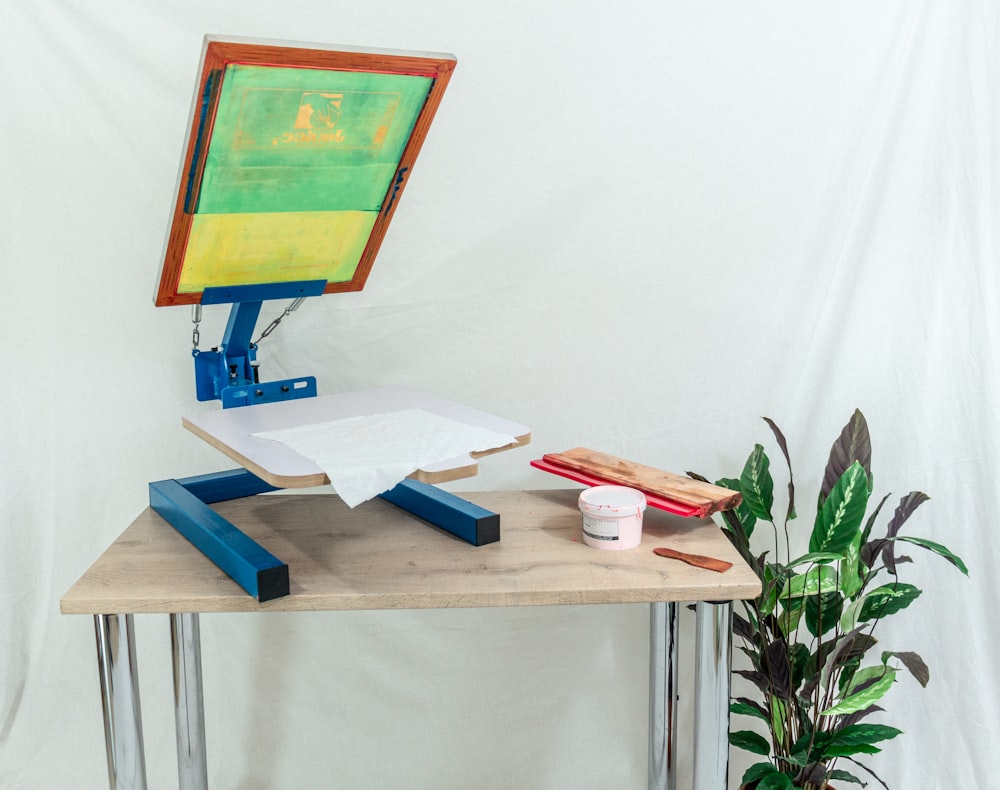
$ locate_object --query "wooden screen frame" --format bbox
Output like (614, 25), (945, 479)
(154, 36), (456, 306)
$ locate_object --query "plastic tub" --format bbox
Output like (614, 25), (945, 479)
(578, 486), (647, 550)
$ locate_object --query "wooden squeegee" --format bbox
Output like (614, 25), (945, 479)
(530, 447), (741, 519)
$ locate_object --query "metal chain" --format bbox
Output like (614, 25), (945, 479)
(254, 297), (306, 345)
(191, 304), (202, 354)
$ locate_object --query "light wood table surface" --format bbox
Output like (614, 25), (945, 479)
(62, 489), (760, 790)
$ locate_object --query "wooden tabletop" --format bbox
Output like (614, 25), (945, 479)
(61, 490), (761, 615)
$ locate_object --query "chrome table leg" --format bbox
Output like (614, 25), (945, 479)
(692, 601), (733, 790)
(648, 602), (679, 790)
(94, 614), (147, 790)
(171, 612), (208, 790)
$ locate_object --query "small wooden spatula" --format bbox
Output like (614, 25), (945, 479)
(653, 547), (733, 573)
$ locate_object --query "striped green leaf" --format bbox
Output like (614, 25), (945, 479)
(810, 462), (870, 555)
(822, 668), (896, 716)
(859, 583), (922, 622)
(740, 444), (774, 522)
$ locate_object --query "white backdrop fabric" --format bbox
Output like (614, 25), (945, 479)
(2, 2), (998, 788)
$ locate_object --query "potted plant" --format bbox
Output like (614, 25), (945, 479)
(689, 410), (968, 789)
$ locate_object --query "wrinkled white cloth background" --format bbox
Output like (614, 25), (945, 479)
(2, 2), (997, 788)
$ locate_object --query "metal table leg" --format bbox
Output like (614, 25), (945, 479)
(648, 602), (679, 790)
(171, 613), (208, 790)
(692, 601), (733, 790)
(94, 614), (147, 790)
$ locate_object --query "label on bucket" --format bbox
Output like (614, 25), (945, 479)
(583, 516), (620, 542)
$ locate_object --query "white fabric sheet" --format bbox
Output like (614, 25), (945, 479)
(252, 409), (515, 507)
(3, 2), (999, 788)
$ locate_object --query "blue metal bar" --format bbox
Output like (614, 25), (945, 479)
(220, 300), (262, 387)
(379, 479), (500, 546)
(149, 478), (289, 601)
(200, 280), (327, 305)
(173, 469), (280, 503)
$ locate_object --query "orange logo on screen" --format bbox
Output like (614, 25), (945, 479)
(272, 92), (346, 145)
(295, 93), (343, 129)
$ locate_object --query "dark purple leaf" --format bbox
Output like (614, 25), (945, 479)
(763, 416), (796, 521)
(735, 669), (772, 694)
(765, 638), (792, 699)
(881, 492), (929, 572)
(886, 491), (930, 538)
(860, 538), (890, 570)
(884, 650), (930, 687)
(843, 757), (891, 790)
(860, 493), (891, 546)
(794, 763), (828, 785)
(840, 704), (886, 728)
(734, 612), (756, 641)
(821, 409), (872, 504)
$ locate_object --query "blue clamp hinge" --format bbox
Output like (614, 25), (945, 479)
(192, 281), (326, 408)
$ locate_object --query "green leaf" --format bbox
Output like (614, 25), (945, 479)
(758, 773), (794, 790)
(782, 565), (838, 599)
(742, 762), (782, 786)
(741, 444), (774, 522)
(839, 596), (865, 632)
(810, 462), (870, 555)
(825, 742), (881, 757)
(823, 724), (903, 757)
(844, 664), (891, 695)
(893, 536), (969, 575)
(830, 723), (903, 747)
(823, 668), (897, 715)
(829, 768), (866, 786)
(730, 729), (771, 755)
(731, 700), (769, 721)
(770, 697), (786, 744)
(859, 583), (922, 621)
(806, 591), (843, 637)
(777, 595), (805, 637)
(786, 551), (842, 567)
(839, 532), (864, 598)
(788, 733), (817, 764)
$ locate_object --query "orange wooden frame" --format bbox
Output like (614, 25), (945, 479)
(154, 36), (456, 307)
